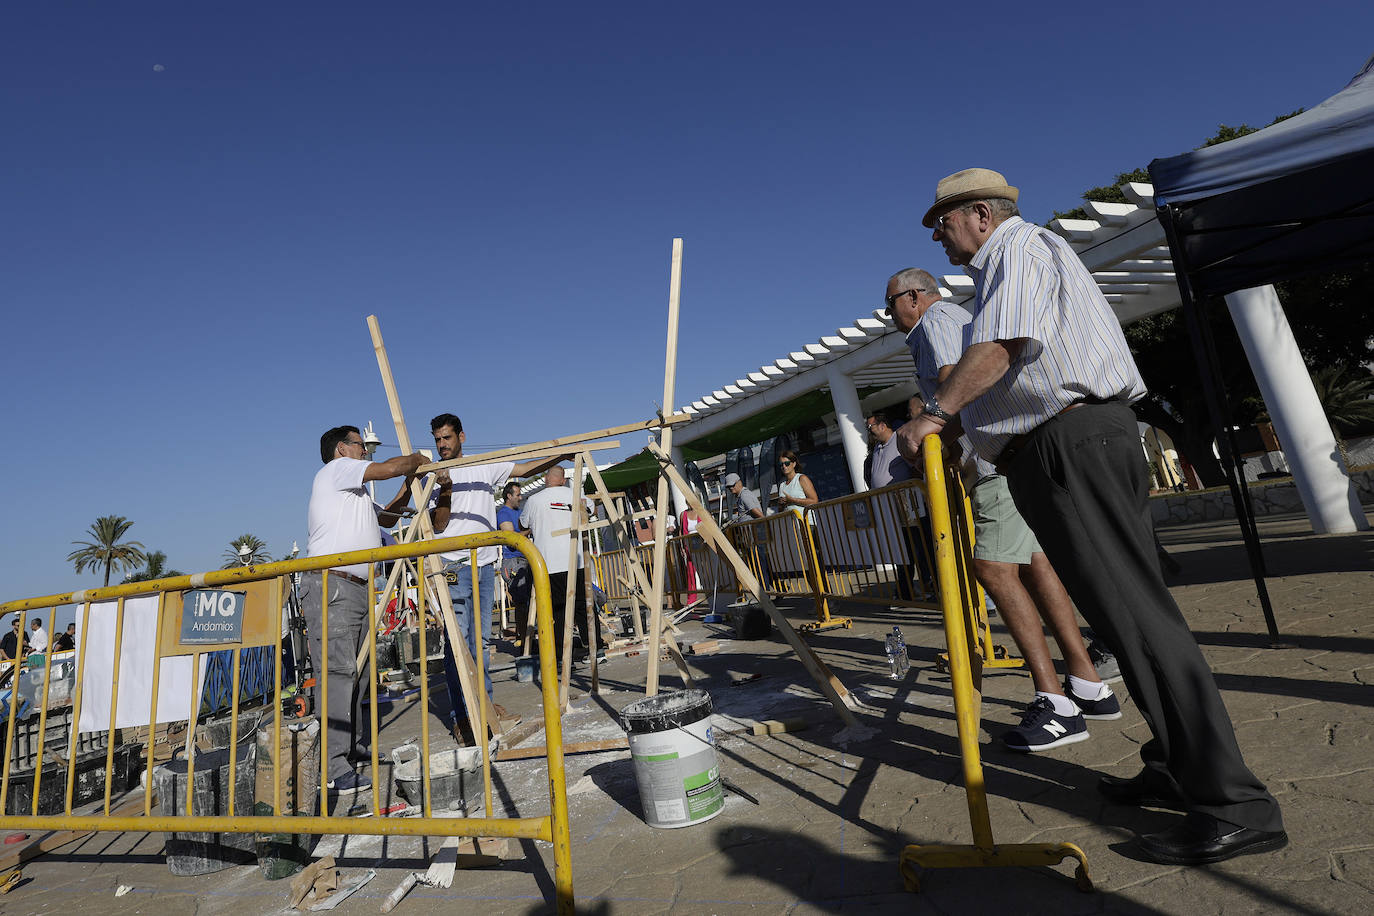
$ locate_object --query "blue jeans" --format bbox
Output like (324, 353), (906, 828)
(442, 561), (494, 723)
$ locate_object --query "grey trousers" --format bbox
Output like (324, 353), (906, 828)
(299, 571), (371, 780)
(1004, 402), (1282, 833)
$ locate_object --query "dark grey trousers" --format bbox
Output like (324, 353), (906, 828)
(1005, 402), (1282, 833)
(299, 571), (371, 781)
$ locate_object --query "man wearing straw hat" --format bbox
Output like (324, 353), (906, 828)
(896, 169), (1285, 865)
(885, 266), (1118, 752)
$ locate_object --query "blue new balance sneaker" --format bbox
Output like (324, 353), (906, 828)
(1003, 696), (1089, 752)
(1066, 680), (1123, 720)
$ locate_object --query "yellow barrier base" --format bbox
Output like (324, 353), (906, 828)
(799, 617), (852, 633)
(899, 841), (1093, 893)
(936, 645), (1024, 674)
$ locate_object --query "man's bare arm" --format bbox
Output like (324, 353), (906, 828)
(363, 452), (426, 482)
(898, 340), (1023, 462)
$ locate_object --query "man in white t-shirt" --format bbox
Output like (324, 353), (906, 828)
(304, 425), (425, 794)
(427, 413), (568, 743)
(520, 465), (599, 667)
(29, 619), (49, 653)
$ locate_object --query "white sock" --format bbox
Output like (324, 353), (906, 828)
(1068, 675), (1110, 701)
(1039, 691), (1080, 717)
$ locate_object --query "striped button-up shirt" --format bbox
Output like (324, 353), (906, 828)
(961, 216), (1146, 462)
(906, 301), (997, 481)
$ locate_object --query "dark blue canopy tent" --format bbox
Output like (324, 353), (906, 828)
(1151, 54), (1374, 298)
(1148, 54), (1374, 642)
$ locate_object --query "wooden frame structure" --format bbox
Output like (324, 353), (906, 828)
(362, 238), (861, 730)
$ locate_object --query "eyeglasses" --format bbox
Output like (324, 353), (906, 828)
(884, 288), (929, 314)
(779, 459), (793, 466)
(343, 438), (365, 448)
(934, 203), (979, 233)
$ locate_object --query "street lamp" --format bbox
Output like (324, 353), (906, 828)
(238, 543), (252, 566)
(362, 422), (381, 458)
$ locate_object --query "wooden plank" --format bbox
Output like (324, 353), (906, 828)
(645, 238), (683, 696)
(495, 737), (629, 762)
(0, 795), (148, 871)
(647, 441), (859, 727)
(581, 454), (693, 688)
(416, 440), (618, 476)
(558, 452), (585, 711)
(367, 315), (501, 738)
(413, 411), (691, 473)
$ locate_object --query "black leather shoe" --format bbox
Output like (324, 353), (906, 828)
(1138, 813), (1287, 866)
(1098, 771), (1186, 809)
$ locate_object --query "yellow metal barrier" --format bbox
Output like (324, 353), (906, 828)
(805, 479), (937, 609)
(0, 531), (574, 913)
(898, 435), (1090, 892)
(723, 511), (847, 632)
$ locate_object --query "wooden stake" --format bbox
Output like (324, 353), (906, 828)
(414, 415), (686, 473)
(646, 238), (683, 696)
(647, 441), (859, 726)
(582, 455), (693, 687)
(558, 452), (585, 710)
(367, 315), (501, 738)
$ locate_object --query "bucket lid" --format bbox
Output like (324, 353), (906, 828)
(620, 688), (713, 735)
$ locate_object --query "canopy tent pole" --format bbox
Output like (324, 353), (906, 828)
(1158, 205), (1283, 644)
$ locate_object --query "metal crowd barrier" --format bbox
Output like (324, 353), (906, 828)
(898, 435), (1089, 891)
(0, 531), (574, 914)
(805, 480), (937, 610)
(587, 476), (1019, 670)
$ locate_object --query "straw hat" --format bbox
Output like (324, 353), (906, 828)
(922, 168), (1019, 228)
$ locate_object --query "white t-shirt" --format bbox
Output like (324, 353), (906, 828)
(29, 626), (49, 653)
(307, 457), (382, 576)
(519, 485), (590, 575)
(431, 462), (513, 567)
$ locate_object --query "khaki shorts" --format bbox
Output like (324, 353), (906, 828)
(970, 474), (1041, 564)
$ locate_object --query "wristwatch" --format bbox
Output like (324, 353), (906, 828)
(921, 396), (952, 422)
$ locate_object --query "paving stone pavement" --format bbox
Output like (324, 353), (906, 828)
(3, 510), (1371, 915)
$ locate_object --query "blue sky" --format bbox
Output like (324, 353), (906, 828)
(3, 1), (1371, 611)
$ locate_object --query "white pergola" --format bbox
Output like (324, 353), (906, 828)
(668, 182), (1364, 534)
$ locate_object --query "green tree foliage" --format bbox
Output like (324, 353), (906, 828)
(68, 515), (147, 587)
(124, 550), (185, 583)
(223, 533), (271, 568)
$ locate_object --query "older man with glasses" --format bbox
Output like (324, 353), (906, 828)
(896, 168), (1285, 866)
(303, 425), (426, 794)
(886, 266), (1118, 752)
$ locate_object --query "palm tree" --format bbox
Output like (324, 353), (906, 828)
(124, 550), (185, 583)
(68, 516), (147, 587)
(1311, 364), (1374, 469)
(223, 533), (272, 568)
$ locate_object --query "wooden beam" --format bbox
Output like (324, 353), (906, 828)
(558, 452), (585, 711)
(417, 440), (620, 476)
(367, 315), (501, 738)
(494, 737), (628, 761)
(413, 411), (692, 474)
(646, 238), (683, 696)
(646, 441), (858, 726)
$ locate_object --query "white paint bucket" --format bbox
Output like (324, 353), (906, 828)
(619, 689), (724, 829)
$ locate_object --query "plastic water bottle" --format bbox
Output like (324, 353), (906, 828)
(892, 626), (910, 677)
(885, 626), (909, 679)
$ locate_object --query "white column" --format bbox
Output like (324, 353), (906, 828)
(1224, 285), (1369, 533)
(668, 445), (690, 519)
(827, 365), (870, 494)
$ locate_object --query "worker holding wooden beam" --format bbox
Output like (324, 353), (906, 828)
(427, 412), (568, 743)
